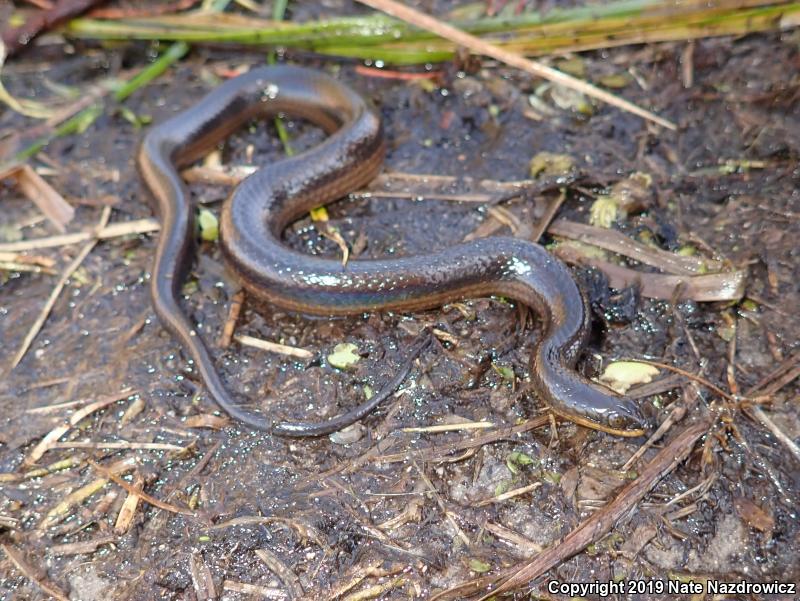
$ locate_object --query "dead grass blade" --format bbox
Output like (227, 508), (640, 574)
(50, 533), (116, 556)
(41, 456), (137, 527)
(549, 218), (721, 274)
(552, 242), (746, 302)
(87, 459), (195, 516)
(0, 217), (159, 252)
(1, 544), (69, 601)
(474, 419), (710, 599)
(26, 387), (134, 464)
(8, 205), (111, 370)
(355, 0), (675, 129)
(0, 163), (75, 231)
(234, 334), (313, 359)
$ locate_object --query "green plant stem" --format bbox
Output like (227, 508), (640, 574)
(63, 0), (800, 65)
(15, 42), (189, 162)
(269, 0), (294, 156)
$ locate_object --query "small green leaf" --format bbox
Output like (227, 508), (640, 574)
(597, 73), (631, 89)
(491, 363), (515, 384)
(182, 279), (198, 296)
(543, 471), (561, 485)
(198, 209), (219, 242)
(494, 481), (510, 496)
(415, 78), (437, 93)
(363, 384), (373, 400)
(69, 266), (91, 286)
(118, 106), (152, 128)
(468, 559), (491, 573)
(327, 343), (360, 370)
(506, 451), (536, 474)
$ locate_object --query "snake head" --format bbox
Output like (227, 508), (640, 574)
(570, 377), (650, 437)
(604, 397), (650, 435)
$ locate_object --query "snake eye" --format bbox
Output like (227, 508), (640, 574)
(606, 403), (647, 432)
(608, 414), (630, 430)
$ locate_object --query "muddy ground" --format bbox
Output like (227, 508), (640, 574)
(0, 2), (799, 600)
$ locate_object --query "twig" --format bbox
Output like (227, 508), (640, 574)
(26, 387), (134, 464)
(8, 205), (111, 370)
(476, 482), (542, 507)
(255, 548), (304, 600)
(49, 441), (185, 451)
(222, 580), (286, 598)
(87, 459), (195, 516)
(355, 65), (443, 80)
(622, 381), (704, 471)
(0, 217), (159, 252)
(371, 415), (550, 464)
(234, 334), (313, 359)
(220, 290), (244, 347)
(531, 188), (566, 242)
(626, 358), (735, 401)
(413, 461), (470, 546)
(341, 576), (405, 600)
(50, 534), (116, 556)
(40, 456), (136, 526)
(26, 398), (89, 413)
(552, 243), (746, 302)
(355, 0), (676, 130)
(746, 405), (800, 463)
(1, 544), (70, 601)
(114, 472), (144, 534)
(1, 0), (109, 56)
(0, 260), (56, 274)
(477, 419), (710, 598)
(483, 522), (542, 555)
(0, 251), (55, 267)
(549, 218), (720, 274)
(402, 421), (495, 433)
(745, 350), (800, 397)
(1, 163), (75, 232)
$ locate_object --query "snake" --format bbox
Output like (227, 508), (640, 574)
(137, 65), (646, 437)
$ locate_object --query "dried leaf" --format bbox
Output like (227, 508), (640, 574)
(734, 497), (774, 533)
(1, 163), (75, 232)
(598, 361), (660, 394)
(183, 414), (229, 430)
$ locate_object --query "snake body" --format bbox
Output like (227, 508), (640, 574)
(138, 65), (645, 436)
